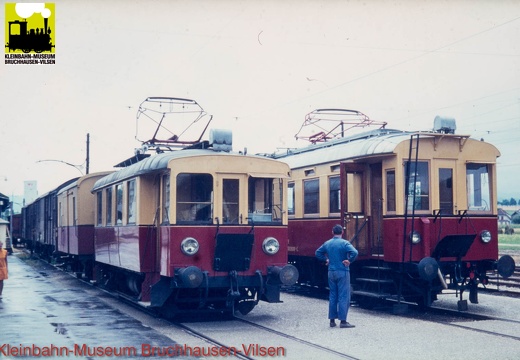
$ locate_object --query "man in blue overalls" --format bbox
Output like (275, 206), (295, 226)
(316, 224), (358, 328)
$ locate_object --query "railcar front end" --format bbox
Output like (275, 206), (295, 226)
(92, 131), (298, 317)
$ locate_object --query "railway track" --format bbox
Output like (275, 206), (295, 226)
(484, 266), (520, 293)
(67, 265), (360, 359)
(16, 251), (520, 360)
(173, 317), (360, 360)
(403, 303), (520, 342)
(112, 286), (362, 359)
(231, 317), (360, 360)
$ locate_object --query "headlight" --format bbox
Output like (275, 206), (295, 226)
(480, 230), (492, 243)
(181, 237), (199, 255)
(262, 237), (280, 255)
(410, 231), (421, 244)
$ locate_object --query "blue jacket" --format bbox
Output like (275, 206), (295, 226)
(315, 236), (358, 271)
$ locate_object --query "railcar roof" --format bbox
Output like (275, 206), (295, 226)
(57, 171), (113, 195)
(273, 128), (481, 169)
(24, 177), (80, 207)
(91, 149), (283, 192)
(274, 128), (411, 168)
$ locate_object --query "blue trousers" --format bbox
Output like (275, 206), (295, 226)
(328, 270), (351, 321)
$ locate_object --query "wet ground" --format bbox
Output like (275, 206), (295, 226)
(0, 252), (198, 359)
(2, 251), (520, 360)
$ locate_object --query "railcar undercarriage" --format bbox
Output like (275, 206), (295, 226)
(292, 242), (515, 312)
(350, 239), (516, 311)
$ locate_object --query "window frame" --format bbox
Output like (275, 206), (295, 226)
(176, 173), (214, 224)
(96, 191), (103, 226)
(127, 179), (136, 224)
(303, 178), (320, 215)
(328, 175), (341, 215)
(162, 174), (170, 225)
(106, 187), (113, 225)
(385, 169), (396, 213)
(404, 160), (430, 213)
(115, 184), (123, 225)
(287, 182), (295, 216)
(466, 163), (492, 213)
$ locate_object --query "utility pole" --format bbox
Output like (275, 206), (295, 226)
(37, 133), (90, 175)
(86, 133), (90, 175)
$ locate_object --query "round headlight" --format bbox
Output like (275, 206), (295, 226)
(181, 237), (199, 255)
(410, 231), (422, 244)
(262, 237), (280, 255)
(480, 230), (492, 243)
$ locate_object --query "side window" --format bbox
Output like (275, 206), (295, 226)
(386, 170), (396, 212)
(405, 161), (429, 211)
(116, 184), (123, 225)
(127, 180), (136, 224)
(97, 191), (103, 226)
(466, 164), (491, 211)
(288, 182), (295, 216)
(176, 173), (213, 223)
(304, 178), (319, 215)
(162, 174), (170, 224)
(106, 187), (113, 225)
(329, 176), (340, 214)
(72, 196), (77, 226)
(59, 202), (62, 227)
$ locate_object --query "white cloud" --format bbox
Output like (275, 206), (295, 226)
(15, 3), (51, 19)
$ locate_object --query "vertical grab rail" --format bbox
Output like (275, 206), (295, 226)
(402, 133), (420, 264)
(398, 134), (420, 304)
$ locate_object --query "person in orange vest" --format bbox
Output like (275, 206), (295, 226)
(0, 240), (8, 298)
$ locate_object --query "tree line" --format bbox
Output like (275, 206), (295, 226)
(498, 198), (520, 206)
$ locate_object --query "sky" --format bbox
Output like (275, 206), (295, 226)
(1, 0), (519, 209)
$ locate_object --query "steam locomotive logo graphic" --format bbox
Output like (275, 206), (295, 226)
(4, 3), (55, 54)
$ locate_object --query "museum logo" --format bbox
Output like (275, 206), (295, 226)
(4, 3), (55, 64)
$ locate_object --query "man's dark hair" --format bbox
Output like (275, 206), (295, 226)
(332, 224), (343, 235)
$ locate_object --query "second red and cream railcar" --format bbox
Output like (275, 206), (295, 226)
(274, 110), (515, 310)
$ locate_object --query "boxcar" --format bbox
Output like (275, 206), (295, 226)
(23, 178), (78, 260)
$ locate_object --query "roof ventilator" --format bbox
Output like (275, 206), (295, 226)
(209, 129), (233, 152)
(433, 116), (456, 134)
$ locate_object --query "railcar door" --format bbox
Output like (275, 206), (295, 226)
(341, 162), (384, 257)
(340, 163), (370, 255)
(369, 163), (384, 255)
(216, 174), (248, 225)
(435, 160), (456, 215)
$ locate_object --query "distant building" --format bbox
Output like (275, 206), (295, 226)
(24, 180), (38, 205)
(0, 193), (9, 216)
(498, 208), (512, 227)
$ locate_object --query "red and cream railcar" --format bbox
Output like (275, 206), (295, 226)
(91, 130), (298, 316)
(275, 111), (515, 309)
(55, 171), (113, 277)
